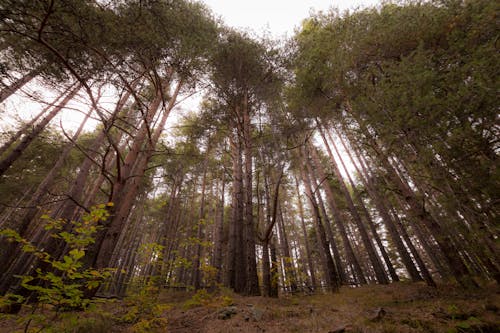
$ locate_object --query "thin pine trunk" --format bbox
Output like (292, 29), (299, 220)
(308, 145), (366, 285)
(277, 206), (298, 292)
(0, 105), (93, 287)
(301, 153), (340, 292)
(0, 69), (38, 103)
(328, 129), (399, 282)
(294, 176), (317, 291)
(0, 84), (80, 176)
(242, 95), (259, 295)
(0, 86), (69, 157)
(316, 125), (389, 284)
(192, 161), (208, 289)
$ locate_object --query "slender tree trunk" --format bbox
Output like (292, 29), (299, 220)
(212, 175), (225, 283)
(307, 144), (366, 284)
(242, 95), (259, 295)
(0, 69), (38, 103)
(391, 208), (436, 286)
(192, 159), (208, 289)
(327, 129), (399, 282)
(368, 133), (477, 288)
(0, 105), (93, 287)
(277, 206), (298, 292)
(0, 85), (71, 157)
(0, 84), (80, 176)
(300, 152), (340, 292)
(294, 176), (317, 291)
(313, 187), (346, 285)
(340, 129), (434, 284)
(316, 125), (389, 284)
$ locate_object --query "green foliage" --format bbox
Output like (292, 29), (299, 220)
(182, 289), (234, 310)
(0, 203), (114, 331)
(46, 311), (113, 333)
(120, 283), (170, 333)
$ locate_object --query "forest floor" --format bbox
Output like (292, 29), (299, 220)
(0, 282), (498, 332)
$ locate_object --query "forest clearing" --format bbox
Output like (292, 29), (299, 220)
(0, 0), (498, 332)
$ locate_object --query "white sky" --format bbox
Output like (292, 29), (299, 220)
(202, 0), (380, 37)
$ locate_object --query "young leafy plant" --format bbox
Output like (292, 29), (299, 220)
(0, 203), (114, 330)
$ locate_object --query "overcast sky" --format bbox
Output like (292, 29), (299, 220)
(202, 0), (380, 37)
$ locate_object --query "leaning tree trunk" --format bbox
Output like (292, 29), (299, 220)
(0, 105), (92, 294)
(307, 144), (366, 285)
(300, 152), (340, 292)
(339, 127), (435, 284)
(313, 184), (347, 285)
(0, 105), (93, 289)
(93, 81), (182, 271)
(0, 86), (69, 157)
(315, 125), (389, 285)
(0, 83), (80, 176)
(368, 131), (478, 288)
(0, 69), (38, 103)
(327, 128), (400, 283)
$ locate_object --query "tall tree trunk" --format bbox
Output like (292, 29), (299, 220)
(226, 128), (245, 292)
(0, 85), (71, 157)
(0, 105), (92, 293)
(0, 105), (92, 283)
(339, 128), (433, 284)
(277, 206), (298, 292)
(0, 69), (38, 103)
(307, 144), (366, 285)
(294, 176), (317, 291)
(93, 81), (182, 271)
(313, 186), (346, 285)
(327, 128), (399, 282)
(316, 125), (389, 284)
(242, 95), (259, 295)
(0, 83), (80, 176)
(367, 131), (477, 288)
(300, 152), (340, 292)
(391, 208), (436, 286)
(212, 175), (225, 283)
(192, 158), (208, 289)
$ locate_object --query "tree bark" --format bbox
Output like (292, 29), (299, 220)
(327, 129), (400, 282)
(307, 144), (366, 285)
(0, 83), (80, 176)
(300, 151), (340, 292)
(0, 69), (38, 103)
(93, 81), (182, 271)
(242, 94), (259, 295)
(294, 176), (317, 291)
(0, 104), (93, 289)
(316, 125), (389, 284)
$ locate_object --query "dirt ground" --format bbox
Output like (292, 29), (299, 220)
(1, 282), (499, 332)
(163, 283), (499, 333)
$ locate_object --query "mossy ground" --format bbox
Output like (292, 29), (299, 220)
(0, 282), (498, 332)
